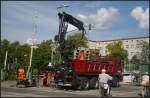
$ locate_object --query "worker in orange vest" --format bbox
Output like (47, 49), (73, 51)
(79, 50), (85, 60)
(17, 67), (26, 81)
(16, 67), (26, 87)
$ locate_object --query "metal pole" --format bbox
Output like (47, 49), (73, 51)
(4, 50), (8, 80)
(38, 62), (40, 87)
(4, 50), (8, 70)
(51, 47), (53, 65)
(26, 46), (33, 79)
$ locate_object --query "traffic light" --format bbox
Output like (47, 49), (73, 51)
(76, 50), (80, 59)
(86, 50), (90, 60)
(73, 49), (80, 59)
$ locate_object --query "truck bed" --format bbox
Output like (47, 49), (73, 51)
(72, 59), (122, 75)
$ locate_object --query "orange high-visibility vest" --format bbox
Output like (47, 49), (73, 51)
(18, 68), (25, 81)
(79, 52), (85, 60)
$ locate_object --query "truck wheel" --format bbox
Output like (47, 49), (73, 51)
(77, 77), (89, 90)
(89, 77), (98, 89)
(83, 78), (89, 90)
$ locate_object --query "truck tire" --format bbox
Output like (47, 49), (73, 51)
(77, 77), (89, 90)
(89, 77), (98, 89)
(72, 80), (80, 90)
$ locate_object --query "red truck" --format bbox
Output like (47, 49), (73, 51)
(54, 54), (123, 90)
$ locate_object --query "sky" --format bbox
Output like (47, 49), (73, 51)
(1, 1), (149, 44)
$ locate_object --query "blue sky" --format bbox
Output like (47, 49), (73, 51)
(1, 1), (149, 44)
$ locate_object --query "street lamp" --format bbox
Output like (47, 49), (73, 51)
(57, 5), (69, 13)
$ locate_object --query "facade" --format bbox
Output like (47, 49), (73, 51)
(88, 36), (149, 60)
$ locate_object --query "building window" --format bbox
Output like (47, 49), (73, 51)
(131, 45), (134, 48)
(131, 40), (133, 42)
(126, 45), (129, 48)
(131, 52), (134, 55)
(136, 45), (140, 48)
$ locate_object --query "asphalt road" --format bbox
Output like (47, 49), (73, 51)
(1, 81), (142, 97)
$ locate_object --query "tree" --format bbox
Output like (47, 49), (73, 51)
(0, 32), (88, 80)
(32, 40), (53, 71)
(65, 32), (88, 60)
(130, 41), (149, 72)
(138, 41), (149, 64)
(130, 54), (141, 70)
(0, 39), (11, 69)
(106, 41), (128, 62)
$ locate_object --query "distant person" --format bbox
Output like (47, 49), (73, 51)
(114, 70), (122, 86)
(16, 67), (26, 86)
(79, 50), (85, 60)
(139, 72), (149, 97)
(17, 67), (26, 81)
(43, 71), (48, 86)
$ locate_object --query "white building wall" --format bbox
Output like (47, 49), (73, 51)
(88, 37), (149, 60)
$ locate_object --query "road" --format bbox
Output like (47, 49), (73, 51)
(1, 81), (142, 97)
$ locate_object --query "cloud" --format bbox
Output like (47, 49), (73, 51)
(131, 7), (149, 30)
(77, 7), (119, 30)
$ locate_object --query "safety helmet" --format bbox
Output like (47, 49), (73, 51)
(102, 69), (106, 73)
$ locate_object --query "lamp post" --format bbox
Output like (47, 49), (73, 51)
(3, 50), (8, 80)
(4, 50), (8, 70)
(57, 5), (69, 12)
(26, 38), (38, 80)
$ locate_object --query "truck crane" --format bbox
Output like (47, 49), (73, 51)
(53, 11), (86, 89)
(54, 11), (123, 90)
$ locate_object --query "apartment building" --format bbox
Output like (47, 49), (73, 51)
(88, 36), (149, 60)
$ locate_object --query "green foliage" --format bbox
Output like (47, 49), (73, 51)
(32, 40), (52, 70)
(53, 47), (62, 65)
(1, 33), (87, 80)
(130, 41), (149, 69)
(106, 41), (128, 61)
(138, 41), (149, 64)
(130, 55), (141, 70)
(65, 32), (88, 60)
(0, 39), (11, 69)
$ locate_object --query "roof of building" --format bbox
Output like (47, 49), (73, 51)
(88, 36), (149, 42)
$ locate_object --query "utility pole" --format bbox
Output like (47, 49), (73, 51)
(4, 50), (8, 70)
(51, 43), (56, 65)
(26, 9), (39, 86)
(33, 9), (39, 87)
(26, 46), (33, 79)
(3, 50), (8, 80)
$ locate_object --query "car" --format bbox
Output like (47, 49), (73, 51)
(122, 72), (135, 83)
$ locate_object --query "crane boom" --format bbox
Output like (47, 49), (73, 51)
(54, 12), (86, 65)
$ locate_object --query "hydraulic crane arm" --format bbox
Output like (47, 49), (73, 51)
(55, 12), (86, 44)
(54, 11), (86, 64)
(59, 12), (85, 31)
